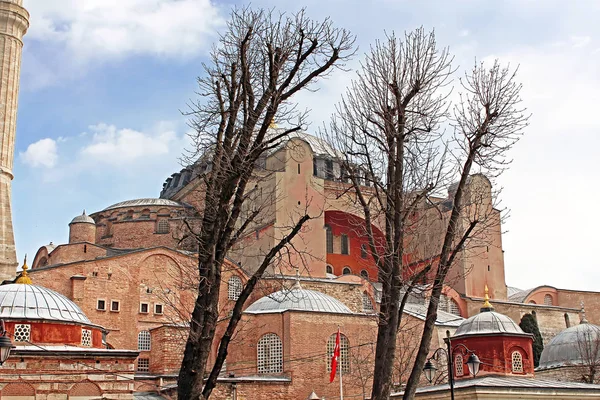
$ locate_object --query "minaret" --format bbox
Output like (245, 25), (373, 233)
(0, 0), (29, 281)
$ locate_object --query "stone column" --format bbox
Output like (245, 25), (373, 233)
(0, 0), (28, 281)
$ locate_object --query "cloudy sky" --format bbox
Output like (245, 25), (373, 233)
(13, 0), (600, 291)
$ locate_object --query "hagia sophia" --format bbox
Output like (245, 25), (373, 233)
(2, 0), (600, 399)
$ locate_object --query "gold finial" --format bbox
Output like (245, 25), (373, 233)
(481, 284), (493, 310)
(269, 118), (278, 129)
(16, 255), (32, 285)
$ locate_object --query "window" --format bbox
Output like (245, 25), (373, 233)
(257, 333), (283, 374)
(360, 270), (369, 280)
(565, 313), (571, 328)
(97, 299), (106, 311)
(327, 333), (350, 373)
(455, 354), (464, 377)
(325, 159), (334, 180)
(544, 294), (553, 306)
(137, 358), (150, 372)
(13, 324), (30, 342)
(81, 329), (92, 347)
(325, 225), (333, 254)
(342, 266), (351, 275)
(105, 221), (113, 237)
(438, 294), (449, 312)
(138, 331), (151, 351)
(228, 276), (243, 300)
(361, 244), (368, 259)
(313, 157), (318, 176)
(154, 304), (163, 315)
(110, 300), (120, 312)
(140, 303), (149, 314)
(511, 351), (523, 373)
(341, 234), (349, 255)
(297, 163), (301, 174)
(448, 299), (461, 316)
(156, 220), (170, 234)
(326, 265), (333, 274)
(362, 292), (374, 312)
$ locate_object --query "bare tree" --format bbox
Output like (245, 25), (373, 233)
(575, 316), (600, 384)
(324, 28), (528, 400)
(176, 7), (355, 399)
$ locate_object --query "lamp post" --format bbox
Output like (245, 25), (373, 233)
(422, 331), (480, 400)
(0, 320), (15, 365)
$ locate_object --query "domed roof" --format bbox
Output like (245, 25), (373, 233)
(245, 287), (352, 315)
(454, 310), (525, 337)
(102, 198), (186, 211)
(69, 210), (95, 224)
(0, 284), (92, 324)
(538, 322), (600, 369)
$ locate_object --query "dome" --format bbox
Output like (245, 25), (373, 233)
(0, 284), (92, 324)
(245, 287), (352, 315)
(102, 198), (186, 211)
(69, 210), (95, 224)
(454, 310), (524, 337)
(538, 322), (600, 369)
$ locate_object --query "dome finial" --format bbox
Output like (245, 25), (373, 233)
(580, 300), (589, 324)
(293, 268), (302, 289)
(269, 118), (278, 129)
(481, 284), (494, 312)
(16, 254), (32, 284)
(82, 209), (86, 215)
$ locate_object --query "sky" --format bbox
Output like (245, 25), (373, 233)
(12, 0), (600, 292)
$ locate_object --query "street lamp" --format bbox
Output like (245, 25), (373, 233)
(0, 320), (14, 365)
(422, 331), (481, 400)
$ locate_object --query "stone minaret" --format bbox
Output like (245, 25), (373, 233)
(0, 0), (28, 281)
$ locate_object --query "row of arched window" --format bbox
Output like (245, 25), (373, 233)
(454, 350), (523, 376)
(326, 264), (369, 280)
(325, 225), (349, 255)
(255, 332), (351, 375)
(529, 294), (554, 306)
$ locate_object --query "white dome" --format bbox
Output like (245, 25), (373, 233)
(0, 284), (91, 324)
(245, 288), (352, 314)
(70, 211), (95, 224)
(454, 310), (524, 337)
(538, 322), (600, 369)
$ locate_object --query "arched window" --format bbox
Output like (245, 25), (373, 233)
(565, 313), (571, 328)
(228, 276), (242, 300)
(544, 294), (553, 306)
(138, 330), (151, 351)
(341, 234), (349, 255)
(327, 333), (350, 373)
(455, 354), (464, 377)
(2, 382), (35, 398)
(438, 294), (449, 312)
(325, 225), (333, 254)
(342, 266), (351, 275)
(529, 300), (536, 304)
(360, 270), (369, 280)
(257, 333), (283, 374)
(69, 381), (102, 397)
(511, 351), (523, 373)
(448, 299), (461, 316)
(326, 265), (333, 274)
(156, 220), (170, 234)
(362, 292), (374, 312)
(361, 244), (368, 259)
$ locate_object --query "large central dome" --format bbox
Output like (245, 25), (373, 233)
(0, 284), (91, 324)
(245, 287), (352, 314)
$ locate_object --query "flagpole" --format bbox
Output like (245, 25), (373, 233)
(339, 327), (344, 400)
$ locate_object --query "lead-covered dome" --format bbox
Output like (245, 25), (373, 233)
(69, 210), (95, 225)
(454, 310), (524, 337)
(0, 284), (91, 324)
(102, 198), (185, 211)
(538, 322), (600, 369)
(245, 287), (352, 314)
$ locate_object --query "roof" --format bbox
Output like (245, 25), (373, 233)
(403, 303), (464, 327)
(393, 375), (600, 396)
(69, 210), (95, 224)
(508, 285), (557, 303)
(506, 286), (523, 298)
(454, 310), (525, 337)
(244, 287), (352, 315)
(0, 284), (92, 325)
(538, 321), (600, 369)
(134, 393), (168, 400)
(101, 198), (186, 211)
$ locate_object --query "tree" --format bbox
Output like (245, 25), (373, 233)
(520, 313), (544, 367)
(176, 7), (355, 399)
(325, 28), (528, 400)
(575, 316), (600, 384)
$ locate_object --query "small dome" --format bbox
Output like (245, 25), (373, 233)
(454, 310), (524, 337)
(102, 198), (186, 211)
(245, 288), (352, 314)
(70, 210), (94, 225)
(0, 284), (92, 324)
(538, 322), (600, 369)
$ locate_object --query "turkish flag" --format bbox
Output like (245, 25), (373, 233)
(330, 328), (341, 383)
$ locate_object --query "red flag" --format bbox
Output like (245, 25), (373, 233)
(329, 328), (341, 383)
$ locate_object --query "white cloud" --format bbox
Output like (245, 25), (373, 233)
(25, 0), (223, 61)
(570, 35), (591, 48)
(20, 138), (59, 168)
(80, 123), (179, 164)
